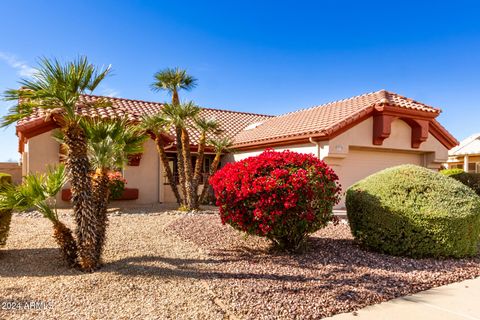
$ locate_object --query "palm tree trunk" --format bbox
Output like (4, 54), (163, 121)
(0, 209), (12, 247)
(192, 133), (206, 206)
(181, 128), (195, 209)
(176, 127), (187, 206)
(91, 168), (110, 266)
(200, 152), (222, 204)
(155, 135), (181, 204)
(52, 220), (79, 268)
(63, 123), (99, 272)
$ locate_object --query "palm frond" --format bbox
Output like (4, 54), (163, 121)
(44, 164), (67, 197)
(208, 136), (234, 153)
(82, 118), (146, 171)
(161, 101), (200, 129)
(151, 67), (197, 93)
(1, 56), (111, 128)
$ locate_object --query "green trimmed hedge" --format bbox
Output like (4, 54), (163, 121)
(440, 169), (480, 196)
(346, 165), (480, 258)
(0, 173), (13, 247)
(440, 168), (465, 176)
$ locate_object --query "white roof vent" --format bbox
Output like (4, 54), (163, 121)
(243, 122), (264, 131)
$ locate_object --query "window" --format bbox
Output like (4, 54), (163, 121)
(163, 154), (216, 185)
(468, 163), (476, 173)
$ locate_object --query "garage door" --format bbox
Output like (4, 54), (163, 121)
(326, 148), (424, 208)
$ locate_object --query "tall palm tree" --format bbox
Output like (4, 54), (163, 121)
(151, 67), (197, 105)
(2, 57), (111, 272)
(162, 102), (200, 209)
(199, 137), (233, 204)
(151, 68), (197, 206)
(192, 117), (220, 208)
(0, 165), (78, 267)
(141, 114), (181, 204)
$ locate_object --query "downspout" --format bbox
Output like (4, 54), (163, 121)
(309, 137), (321, 158)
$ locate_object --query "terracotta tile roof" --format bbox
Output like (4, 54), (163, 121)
(234, 90), (442, 146)
(16, 94), (273, 146)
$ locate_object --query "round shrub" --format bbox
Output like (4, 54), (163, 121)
(210, 150), (341, 251)
(346, 165), (480, 258)
(440, 169), (480, 196)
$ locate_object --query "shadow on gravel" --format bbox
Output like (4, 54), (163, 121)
(103, 254), (322, 282)
(0, 248), (80, 277)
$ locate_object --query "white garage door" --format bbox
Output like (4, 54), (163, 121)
(327, 148), (424, 208)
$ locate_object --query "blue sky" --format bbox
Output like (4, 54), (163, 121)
(0, 0), (479, 161)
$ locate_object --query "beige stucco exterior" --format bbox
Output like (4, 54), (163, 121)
(23, 132), (209, 207)
(233, 117), (450, 208)
(22, 116), (451, 209)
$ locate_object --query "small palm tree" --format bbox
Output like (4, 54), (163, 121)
(83, 118), (146, 262)
(0, 165), (78, 267)
(192, 117), (221, 208)
(151, 68), (197, 206)
(56, 118), (146, 265)
(162, 102), (201, 209)
(142, 114), (181, 204)
(2, 57), (111, 271)
(199, 137), (233, 204)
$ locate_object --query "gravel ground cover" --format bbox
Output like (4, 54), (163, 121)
(168, 215), (480, 319)
(2, 208), (480, 320)
(0, 210), (225, 320)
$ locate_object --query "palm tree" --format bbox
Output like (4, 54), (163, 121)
(56, 118), (146, 264)
(192, 117), (220, 208)
(199, 137), (233, 204)
(0, 165), (78, 267)
(162, 102), (200, 209)
(142, 114), (181, 204)
(83, 118), (146, 262)
(151, 67), (197, 105)
(151, 68), (197, 207)
(2, 57), (111, 272)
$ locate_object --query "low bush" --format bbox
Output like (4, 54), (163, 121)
(0, 173), (12, 186)
(440, 169), (480, 196)
(346, 165), (480, 258)
(440, 168), (465, 176)
(210, 150), (341, 251)
(0, 173), (13, 247)
(108, 172), (127, 200)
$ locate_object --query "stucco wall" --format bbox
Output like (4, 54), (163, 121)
(123, 139), (160, 204)
(328, 118), (448, 162)
(25, 132), (163, 206)
(233, 143), (318, 162)
(26, 131), (60, 174)
(0, 162), (22, 184)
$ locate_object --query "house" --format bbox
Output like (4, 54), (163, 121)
(445, 133), (480, 173)
(15, 89), (458, 208)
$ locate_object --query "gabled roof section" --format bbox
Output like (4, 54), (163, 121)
(449, 133), (480, 156)
(233, 89), (455, 148)
(16, 94), (273, 150)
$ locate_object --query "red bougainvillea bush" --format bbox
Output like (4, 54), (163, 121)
(209, 150), (341, 251)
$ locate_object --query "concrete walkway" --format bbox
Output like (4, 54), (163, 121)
(329, 277), (480, 320)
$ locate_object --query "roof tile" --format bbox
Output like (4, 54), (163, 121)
(234, 90), (441, 146)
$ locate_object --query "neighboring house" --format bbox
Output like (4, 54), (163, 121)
(446, 133), (480, 173)
(15, 89), (458, 208)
